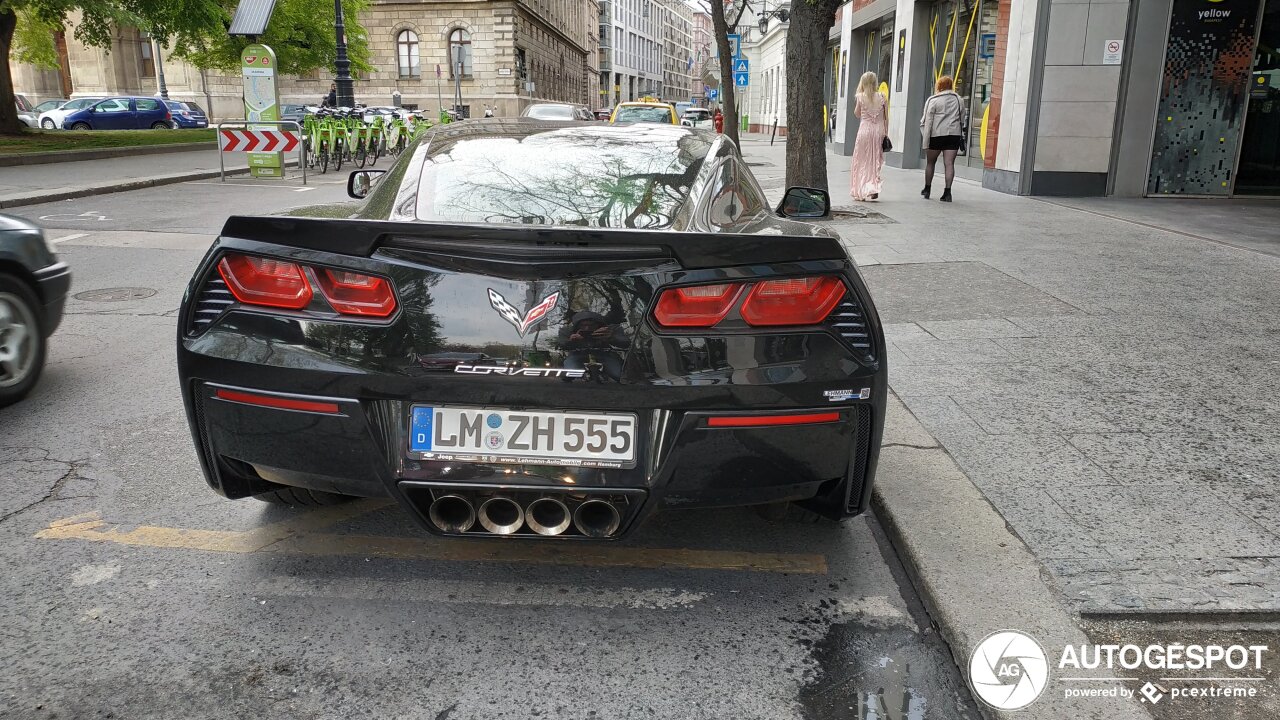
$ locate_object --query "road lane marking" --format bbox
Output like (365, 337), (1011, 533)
(51, 232), (89, 244)
(38, 211), (110, 222)
(252, 577), (708, 610)
(35, 512), (828, 574)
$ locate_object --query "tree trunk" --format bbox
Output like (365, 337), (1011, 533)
(0, 10), (23, 136)
(708, 0), (739, 146)
(784, 0), (839, 192)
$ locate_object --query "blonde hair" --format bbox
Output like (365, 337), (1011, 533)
(936, 75), (954, 92)
(856, 72), (880, 109)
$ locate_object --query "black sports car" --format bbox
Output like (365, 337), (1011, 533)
(178, 120), (887, 539)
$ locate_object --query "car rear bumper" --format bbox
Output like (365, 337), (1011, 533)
(34, 261), (71, 336)
(181, 373), (884, 538)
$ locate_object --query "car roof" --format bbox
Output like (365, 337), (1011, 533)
(616, 102), (670, 108)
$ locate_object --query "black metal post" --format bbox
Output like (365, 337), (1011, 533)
(770, 119), (777, 146)
(152, 38), (169, 100)
(333, 0), (355, 107)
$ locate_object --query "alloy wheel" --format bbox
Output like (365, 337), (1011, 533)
(0, 292), (37, 388)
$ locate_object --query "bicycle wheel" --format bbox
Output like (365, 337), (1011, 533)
(354, 139), (366, 168)
(320, 141), (329, 174)
(368, 137), (379, 167)
(334, 139), (344, 171)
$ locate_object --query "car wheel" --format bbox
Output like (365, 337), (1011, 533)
(755, 501), (828, 524)
(0, 273), (47, 408)
(254, 487), (354, 507)
(40, 119), (55, 129)
(69, 122), (90, 131)
(151, 121), (171, 130)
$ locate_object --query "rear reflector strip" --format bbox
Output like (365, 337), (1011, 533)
(213, 388), (341, 414)
(706, 412), (841, 428)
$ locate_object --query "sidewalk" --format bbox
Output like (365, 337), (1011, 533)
(0, 149), (256, 208)
(740, 137), (1280, 615)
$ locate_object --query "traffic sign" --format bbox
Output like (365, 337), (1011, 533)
(734, 71), (749, 88)
(707, 89), (719, 100)
(219, 128), (301, 153)
(734, 58), (749, 73)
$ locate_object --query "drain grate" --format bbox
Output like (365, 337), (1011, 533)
(74, 287), (157, 302)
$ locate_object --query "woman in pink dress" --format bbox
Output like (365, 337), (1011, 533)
(849, 72), (887, 201)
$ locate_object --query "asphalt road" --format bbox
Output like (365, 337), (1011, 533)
(0, 179), (979, 720)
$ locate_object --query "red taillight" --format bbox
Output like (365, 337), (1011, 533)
(214, 388), (340, 414)
(217, 254), (313, 309)
(706, 412), (841, 427)
(740, 276), (845, 326)
(316, 269), (397, 317)
(653, 283), (744, 327)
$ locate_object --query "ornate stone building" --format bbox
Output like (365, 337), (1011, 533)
(14, 0), (602, 119)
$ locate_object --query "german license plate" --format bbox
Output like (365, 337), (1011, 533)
(409, 406), (637, 469)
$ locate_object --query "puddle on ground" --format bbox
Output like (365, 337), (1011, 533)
(799, 621), (980, 720)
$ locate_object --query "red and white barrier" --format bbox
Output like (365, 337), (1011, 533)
(219, 128), (300, 153)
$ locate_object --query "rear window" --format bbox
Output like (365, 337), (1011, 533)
(185, 102), (206, 114)
(614, 106), (672, 124)
(414, 126), (710, 229)
(522, 105), (576, 120)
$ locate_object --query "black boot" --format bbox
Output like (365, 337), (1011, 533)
(940, 188), (953, 202)
(921, 185), (931, 199)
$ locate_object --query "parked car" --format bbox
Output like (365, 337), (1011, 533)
(38, 97), (103, 129)
(680, 108), (714, 129)
(32, 99), (69, 115)
(520, 103), (595, 121)
(594, 108), (612, 121)
(165, 100), (208, 128)
(176, 120), (886, 538)
(15, 94), (37, 128)
(609, 101), (679, 125)
(0, 215), (71, 407)
(62, 97), (173, 130)
(280, 104), (308, 125)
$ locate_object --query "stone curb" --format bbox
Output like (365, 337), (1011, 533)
(0, 141), (216, 167)
(0, 168), (247, 209)
(872, 393), (1153, 720)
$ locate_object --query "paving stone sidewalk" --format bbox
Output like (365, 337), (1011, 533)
(739, 137), (1280, 614)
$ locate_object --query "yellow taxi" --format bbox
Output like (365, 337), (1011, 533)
(609, 101), (678, 125)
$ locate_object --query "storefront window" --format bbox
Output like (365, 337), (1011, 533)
(924, 0), (995, 167)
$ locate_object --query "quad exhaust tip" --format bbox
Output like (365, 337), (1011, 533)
(477, 496), (525, 535)
(428, 494), (476, 534)
(573, 499), (622, 538)
(526, 497), (572, 536)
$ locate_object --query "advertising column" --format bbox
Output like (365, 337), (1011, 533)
(242, 44), (283, 179)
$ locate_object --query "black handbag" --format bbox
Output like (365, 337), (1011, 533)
(881, 136), (893, 152)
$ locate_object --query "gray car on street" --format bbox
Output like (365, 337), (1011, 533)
(0, 215), (71, 406)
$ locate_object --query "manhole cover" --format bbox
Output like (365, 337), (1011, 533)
(829, 207), (896, 223)
(74, 287), (157, 302)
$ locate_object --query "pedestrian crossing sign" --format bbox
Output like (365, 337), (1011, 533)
(734, 58), (749, 73)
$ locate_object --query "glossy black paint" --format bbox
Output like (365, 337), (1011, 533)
(177, 122), (888, 538)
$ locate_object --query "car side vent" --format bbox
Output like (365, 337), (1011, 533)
(824, 291), (875, 364)
(846, 404), (873, 513)
(186, 276), (234, 336)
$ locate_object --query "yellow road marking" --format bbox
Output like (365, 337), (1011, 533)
(36, 511), (828, 575)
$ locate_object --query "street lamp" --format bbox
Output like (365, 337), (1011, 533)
(333, 0), (355, 107)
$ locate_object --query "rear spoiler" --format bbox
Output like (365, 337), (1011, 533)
(218, 216), (847, 270)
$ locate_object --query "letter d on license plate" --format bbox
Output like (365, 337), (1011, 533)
(409, 406), (636, 469)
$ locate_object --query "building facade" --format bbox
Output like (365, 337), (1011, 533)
(831, 0), (1280, 198)
(659, 0), (695, 103)
(598, 0), (662, 106)
(15, 0), (602, 120)
(739, 3), (789, 134)
(692, 10), (716, 104)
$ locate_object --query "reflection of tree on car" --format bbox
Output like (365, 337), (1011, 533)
(557, 311), (631, 381)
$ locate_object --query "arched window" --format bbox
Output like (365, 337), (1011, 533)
(397, 30), (420, 78)
(449, 29), (472, 78)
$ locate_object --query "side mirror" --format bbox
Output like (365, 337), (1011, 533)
(347, 169), (387, 199)
(776, 186), (831, 219)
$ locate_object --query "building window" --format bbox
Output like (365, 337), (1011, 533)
(397, 30), (420, 78)
(139, 32), (155, 78)
(449, 28), (473, 78)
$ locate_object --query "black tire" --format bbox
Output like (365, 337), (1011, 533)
(334, 140), (344, 171)
(70, 122), (90, 130)
(354, 140), (366, 168)
(254, 487), (354, 507)
(41, 119), (56, 129)
(320, 142), (329, 174)
(755, 502), (828, 524)
(0, 273), (47, 408)
(151, 121), (171, 130)
(368, 140), (379, 167)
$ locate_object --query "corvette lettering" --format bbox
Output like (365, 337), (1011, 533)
(454, 364), (586, 379)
